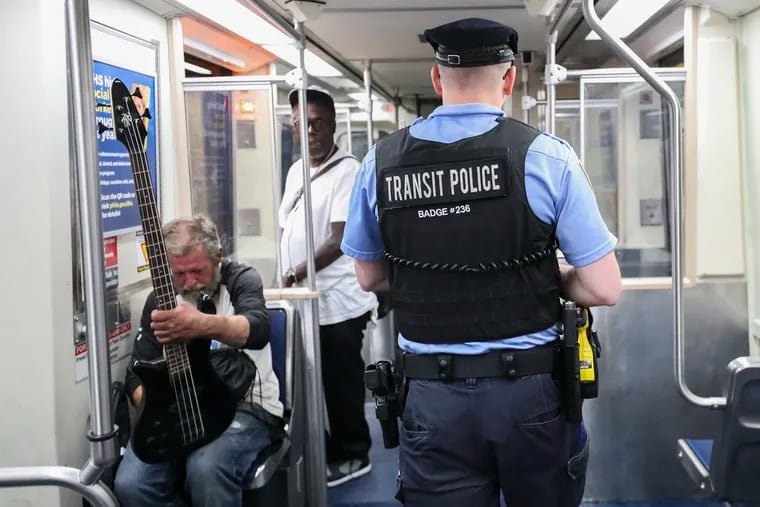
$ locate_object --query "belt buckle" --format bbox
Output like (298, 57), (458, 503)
(500, 351), (519, 379)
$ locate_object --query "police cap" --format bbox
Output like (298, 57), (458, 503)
(423, 18), (518, 68)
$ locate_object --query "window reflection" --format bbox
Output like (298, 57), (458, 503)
(186, 86), (280, 286)
(581, 78), (685, 278)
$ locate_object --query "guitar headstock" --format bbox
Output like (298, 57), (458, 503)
(110, 78), (147, 153)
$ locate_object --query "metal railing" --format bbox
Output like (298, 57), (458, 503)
(293, 19), (329, 507)
(545, 0), (574, 134)
(579, 0), (725, 409)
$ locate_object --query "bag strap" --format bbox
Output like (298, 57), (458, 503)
(284, 154), (357, 216)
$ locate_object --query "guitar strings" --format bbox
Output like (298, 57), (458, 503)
(122, 114), (201, 443)
(121, 97), (206, 442)
(120, 102), (193, 442)
(121, 110), (198, 442)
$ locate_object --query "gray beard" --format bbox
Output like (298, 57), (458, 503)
(176, 265), (221, 305)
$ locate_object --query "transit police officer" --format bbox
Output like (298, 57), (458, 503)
(341, 17), (622, 507)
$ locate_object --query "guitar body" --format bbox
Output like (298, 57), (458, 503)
(131, 339), (238, 464)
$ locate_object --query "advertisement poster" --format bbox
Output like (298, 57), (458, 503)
(94, 60), (158, 235)
(104, 236), (119, 292)
(74, 238), (132, 383)
(75, 295), (133, 383)
(136, 233), (149, 273)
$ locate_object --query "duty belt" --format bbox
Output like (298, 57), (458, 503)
(403, 342), (559, 381)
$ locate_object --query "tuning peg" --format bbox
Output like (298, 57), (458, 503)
(131, 88), (143, 99)
(97, 121), (113, 135)
(141, 108), (152, 120)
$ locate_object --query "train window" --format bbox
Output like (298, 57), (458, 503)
(340, 130), (390, 160)
(581, 76), (685, 278)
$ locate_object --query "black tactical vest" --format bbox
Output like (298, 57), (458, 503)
(376, 117), (562, 344)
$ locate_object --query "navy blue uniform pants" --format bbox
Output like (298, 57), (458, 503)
(396, 373), (589, 507)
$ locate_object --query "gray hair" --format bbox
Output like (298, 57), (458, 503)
(162, 214), (221, 259)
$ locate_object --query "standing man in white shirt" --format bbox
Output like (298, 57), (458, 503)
(279, 88), (378, 487)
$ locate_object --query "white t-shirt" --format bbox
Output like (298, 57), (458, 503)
(279, 146), (377, 325)
(180, 287), (284, 419)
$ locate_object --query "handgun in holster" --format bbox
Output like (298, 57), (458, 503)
(559, 303), (602, 422)
(365, 360), (405, 449)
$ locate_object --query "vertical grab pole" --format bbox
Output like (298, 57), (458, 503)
(521, 65), (530, 124)
(393, 87), (401, 131)
(580, 0), (725, 408)
(364, 61), (374, 149)
(65, 0), (121, 474)
(545, 26), (557, 135)
(545, 0), (573, 135)
(294, 20), (329, 507)
(347, 109), (354, 156)
(0, 2), (120, 503)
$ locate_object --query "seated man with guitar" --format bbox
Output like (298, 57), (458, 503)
(114, 215), (283, 507)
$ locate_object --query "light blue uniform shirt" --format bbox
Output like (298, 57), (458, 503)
(341, 103), (617, 355)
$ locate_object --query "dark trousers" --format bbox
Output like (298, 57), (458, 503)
(396, 373), (588, 507)
(320, 311), (372, 463)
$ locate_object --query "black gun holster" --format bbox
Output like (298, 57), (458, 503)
(365, 360), (405, 449)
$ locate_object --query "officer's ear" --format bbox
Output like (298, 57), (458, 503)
(502, 64), (517, 96)
(430, 65), (444, 97)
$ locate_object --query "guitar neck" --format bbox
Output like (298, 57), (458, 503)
(126, 149), (188, 368)
(111, 79), (188, 371)
(126, 150), (176, 312)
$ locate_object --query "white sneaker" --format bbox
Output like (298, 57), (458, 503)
(326, 456), (372, 488)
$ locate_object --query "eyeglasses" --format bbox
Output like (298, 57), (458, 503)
(292, 118), (334, 133)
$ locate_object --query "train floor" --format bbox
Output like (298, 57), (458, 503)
(326, 405), (728, 507)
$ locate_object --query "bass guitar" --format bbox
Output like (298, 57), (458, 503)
(109, 78), (237, 464)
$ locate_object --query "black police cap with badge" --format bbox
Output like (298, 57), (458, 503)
(423, 17), (519, 67)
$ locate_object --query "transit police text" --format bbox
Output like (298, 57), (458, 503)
(383, 162), (503, 207)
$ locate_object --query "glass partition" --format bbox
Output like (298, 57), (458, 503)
(276, 106), (296, 196)
(580, 72), (685, 278)
(333, 108), (354, 157)
(184, 82), (280, 287)
(556, 100), (581, 155)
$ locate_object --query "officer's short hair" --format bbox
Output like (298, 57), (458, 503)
(288, 88), (335, 117)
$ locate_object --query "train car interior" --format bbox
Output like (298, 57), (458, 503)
(1, 0), (760, 507)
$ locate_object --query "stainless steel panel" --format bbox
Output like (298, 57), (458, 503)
(583, 282), (748, 501)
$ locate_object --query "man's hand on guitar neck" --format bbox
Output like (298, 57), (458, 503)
(151, 303), (250, 348)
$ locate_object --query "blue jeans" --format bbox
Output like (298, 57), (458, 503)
(114, 402), (272, 507)
(396, 374), (589, 507)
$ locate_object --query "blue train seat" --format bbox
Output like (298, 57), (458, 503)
(243, 300), (305, 507)
(677, 357), (760, 504)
